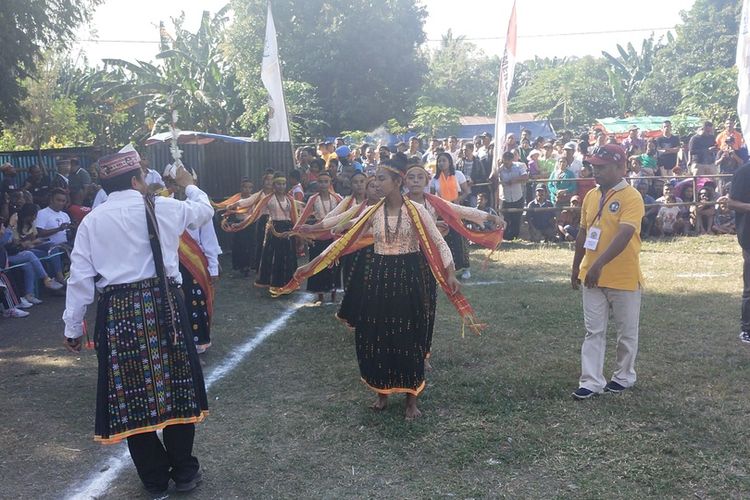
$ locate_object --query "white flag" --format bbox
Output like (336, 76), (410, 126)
(261, 3), (290, 142)
(494, 0), (517, 152)
(738, 0), (750, 139)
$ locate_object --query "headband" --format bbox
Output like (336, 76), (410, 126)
(406, 164), (428, 176)
(273, 176), (287, 183)
(380, 165), (405, 178)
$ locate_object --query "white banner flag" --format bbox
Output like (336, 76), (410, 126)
(494, 0), (517, 152)
(738, 0), (750, 139)
(261, 3), (290, 142)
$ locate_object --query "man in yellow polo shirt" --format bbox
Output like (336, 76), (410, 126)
(570, 144), (645, 400)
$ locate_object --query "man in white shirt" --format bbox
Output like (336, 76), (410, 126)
(140, 156), (165, 189)
(491, 151), (529, 240)
(63, 150), (213, 495)
(36, 188), (72, 246)
(563, 142), (583, 177)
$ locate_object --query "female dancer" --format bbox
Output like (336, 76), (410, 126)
(272, 161), (485, 419)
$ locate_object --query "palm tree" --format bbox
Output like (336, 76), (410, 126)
(602, 34), (665, 116)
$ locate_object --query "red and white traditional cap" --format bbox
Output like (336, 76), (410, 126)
(97, 150), (141, 180)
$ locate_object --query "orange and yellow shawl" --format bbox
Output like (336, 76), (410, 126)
(211, 193), (242, 210)
(179, 232), (214, 321)
(270, 198), (485, 334)
(220, 193), (299, 233)
(288, 195), (366, 242)
(418, 193), (504, 251)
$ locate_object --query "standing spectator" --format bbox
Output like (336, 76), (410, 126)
(563, 141), (583, 176)
(547, 157), (577, 206)
(571, 144), (644, 399)
(539, 142), (557, 175)
(518, 137), (532, 166)
(688, 121), (718, 175)
(717, 162), (750, 343)
(68, 158), (91, 195)
(577, 163), (597, 200)
(656, 120), (680, 174)
(456, 142), (488, 207)
(51, 160), (71, 190)
(492, 151), (528, 240)
(0, 163), (19, 195)
(22, 165), (50, 208)
(503, 133), (520, 160)
(377, 145), (392, 164)
(446, 135), (460, 164)
(526, 184), (556, 242)
(621, 125), (645, 152)
(362, 146), (378, 176)
(715, 136), (743, 176)
(477, 132), (492, 161)
(421, 138), (441, 164)
(715, 119), (745, 151)
(407, 136), (423, 159)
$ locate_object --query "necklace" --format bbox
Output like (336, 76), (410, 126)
(383, 202), (403, 244)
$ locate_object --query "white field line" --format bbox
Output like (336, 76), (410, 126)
(65, 293), (311, 500)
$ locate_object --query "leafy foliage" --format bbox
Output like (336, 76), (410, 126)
(602, 36), (661, 115)
(411, 104), (460, 137)
(0, 0), (102, 124)
(676, 67), (739, 126)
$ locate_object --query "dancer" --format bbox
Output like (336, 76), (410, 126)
(227, 173), (299, 288)
(63, 150), (211, 494)
(294, 171), (342, 303)
(230, 179), (256, 277)
(272, 161), (485, 419)
(164, 175), (222, 355)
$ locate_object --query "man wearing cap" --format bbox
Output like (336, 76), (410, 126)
(563, 141), (583, 176)
(571, 144), (645, 400)
(63, 150), (213, 494)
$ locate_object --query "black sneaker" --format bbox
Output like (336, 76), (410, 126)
(144, 484), (169, 496)
(604, 381), (627, 393)
(739, 331), (750, 344)
(571, 387), (596, 400)
(175, 471), (203, 493)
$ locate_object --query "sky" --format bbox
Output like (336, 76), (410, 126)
(72, 0), (696, 65)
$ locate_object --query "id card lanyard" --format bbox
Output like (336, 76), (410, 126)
(584, 189), (616, 251)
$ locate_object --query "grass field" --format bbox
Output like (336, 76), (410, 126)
(2, 235), (750, 498)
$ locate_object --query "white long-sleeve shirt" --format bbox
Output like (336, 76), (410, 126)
(63, 185), (214, 338)
(187, 220), (222, 277)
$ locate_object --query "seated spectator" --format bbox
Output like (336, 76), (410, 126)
(712, 199), (736, 235)
(547, 157), (577, 206)
(556, 195), (581, 242)
(654, 186), (685, 237)
(3, 222), (63, 308)
(691, 187), (716, 234)
(0, 163), (20, 195)
(36, 189), (73, 250)
(51, 159), (71, 191)
(67, 188), (92, 225)
(0, 222), (28, 318)
(471, 192), (499, 232)
(13, 203), (65, 285)
(526, 184), (556, 242)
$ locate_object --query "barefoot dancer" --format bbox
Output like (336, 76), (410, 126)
(272, 161), (485, 420)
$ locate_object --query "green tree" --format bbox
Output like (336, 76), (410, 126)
(602, 36), (660, 115)
(635, 0), (742, 115)
(410, 104), (460, 137)
(421, 29), (500, 116)
(228, 0), (427, 134)
(676, 67), (739, 126)
(0, 0), (102, 124)
(509, 57), (617, 130)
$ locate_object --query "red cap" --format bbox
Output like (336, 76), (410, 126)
(97, 151), (141, 180)
(584, 144), (626, 167)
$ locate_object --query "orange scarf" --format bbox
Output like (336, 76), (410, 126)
(271, 198), (485, 334)
(178, 232), (214, 321)
(221, 192), (299, 232)
(420, 193), (504, 251)
(211, 193), (241, 210)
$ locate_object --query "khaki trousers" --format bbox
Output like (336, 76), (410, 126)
(580, 286), (642, 393)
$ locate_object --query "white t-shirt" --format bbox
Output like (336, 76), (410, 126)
(657, 205), (681, 232)
(429, 171), (467, 199)
(36, 207), (72, 245)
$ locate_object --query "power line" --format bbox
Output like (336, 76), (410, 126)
(425, 26), (674, 42)
(74, 26), (675, 45)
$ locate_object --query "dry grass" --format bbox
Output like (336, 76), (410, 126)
(2, 235), (750, 498)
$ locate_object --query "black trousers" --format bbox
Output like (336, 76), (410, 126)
(127, 423), (199, 491)
(743, 250), (750, 332)
(502, 199), (525, 240)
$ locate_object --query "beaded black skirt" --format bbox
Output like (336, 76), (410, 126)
(93, 278), (208, 444)
(179, 263), (211, 346)
(336, 245), (375, 328)
(255, 220), (297, 288)
(355, 252), (433, 396)
(252, 214), (269, 271)
(306, 238), (341, 293)
(445, 226), (470, 271)
(231, 221), (255, 272)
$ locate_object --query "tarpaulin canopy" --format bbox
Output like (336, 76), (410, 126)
(595, 116), (702, 136)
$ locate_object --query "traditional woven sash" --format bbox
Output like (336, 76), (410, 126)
(211, 193), (241, 210)
(421, 193), (504, 251)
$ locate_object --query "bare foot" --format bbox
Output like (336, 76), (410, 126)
(424, 357), (433, 372)
(405, 395), (422, 420)
(370, 394), (388, 411)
